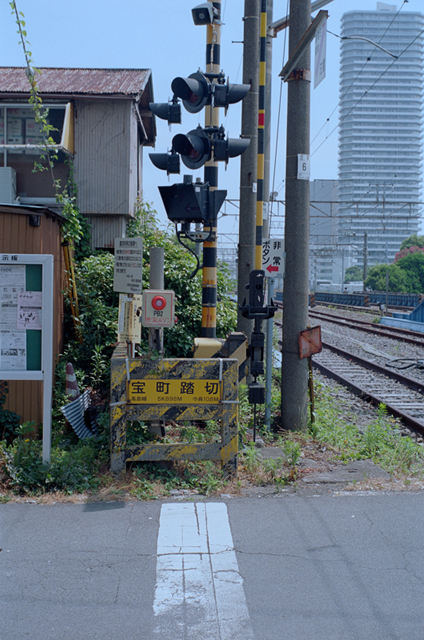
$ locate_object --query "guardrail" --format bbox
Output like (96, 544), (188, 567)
(275, 291), (423, 308)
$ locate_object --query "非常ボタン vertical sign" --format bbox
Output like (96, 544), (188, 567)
(113, 238), (143, 294)
(262, 239), (285, 277)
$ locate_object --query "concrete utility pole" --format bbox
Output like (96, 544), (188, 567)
(264, 0), (274, 430)
(237, 0), (259, 337)
(281, 0), (311, 432)
(263, 0), (273, 242)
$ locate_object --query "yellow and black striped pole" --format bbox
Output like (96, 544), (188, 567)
(201, 0), (221, 338)
(255, 0), (267, 270)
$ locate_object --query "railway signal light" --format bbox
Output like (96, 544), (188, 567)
(172, 126), (211, 170)
(149, 97), (181, 124)
(159, 181), (226, 225)
(149, 150), (180, 175)
(213, 127), (250, 164)
(214, 79), (250, 110)
(171, 72), (210, 114)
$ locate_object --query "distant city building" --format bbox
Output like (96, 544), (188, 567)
(217, 245), (238, 284)
(309, 179), (351, 290)
(338, 3), (423, 268)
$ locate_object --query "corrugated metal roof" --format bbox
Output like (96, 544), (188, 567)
(0, 67), (151, 96)
(0, 203), (65, 221)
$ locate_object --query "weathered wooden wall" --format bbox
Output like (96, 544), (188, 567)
(0, 206), (64, 427)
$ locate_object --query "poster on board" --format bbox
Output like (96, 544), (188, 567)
(17, 291), (43, 330)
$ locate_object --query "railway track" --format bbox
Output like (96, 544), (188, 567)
(312, 300), (415, 314)
(275, 318), (424, 435)
(308, 308), (424, 347)
(313, 342), (424, 436)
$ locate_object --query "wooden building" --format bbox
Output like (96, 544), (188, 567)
(0, 67), (157, 428)
(0, 204), (64, 426)
(0, 67), (156, 250)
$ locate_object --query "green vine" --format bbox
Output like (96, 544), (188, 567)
(9, 1), (86, 250)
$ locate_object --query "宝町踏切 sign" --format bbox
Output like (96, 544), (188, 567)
(127, 379), (222, 404)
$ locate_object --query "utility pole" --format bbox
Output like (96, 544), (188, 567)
(264, 0), (274, 429)
(263, 0), (273, 242)
(254, 0), (267, 270)
(237, 0), (259, 337)
(150, 0), (249, 342)
(363, 231), (368, 282)
(201, 0), (221, 338)
(281, 0), (311, 432)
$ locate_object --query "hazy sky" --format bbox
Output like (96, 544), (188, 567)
(1, 0), (422, 243)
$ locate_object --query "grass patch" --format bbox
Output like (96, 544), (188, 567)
(310, 381), (424, 477)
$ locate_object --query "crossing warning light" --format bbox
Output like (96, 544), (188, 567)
(149, 150), (180, 175)
(171, 71), (251, 114)
(172, 126), (211, 170)
(213, 130), (250, 164)
(149, 97), (181, 125)
(171, 72), (210, 114)
(159, 181), (226, 225)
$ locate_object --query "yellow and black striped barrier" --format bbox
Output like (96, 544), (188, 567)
(110, 344), (239, 475)
(193, 331), (249, 383)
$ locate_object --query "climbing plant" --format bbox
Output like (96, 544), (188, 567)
(9, 1), (85, 251)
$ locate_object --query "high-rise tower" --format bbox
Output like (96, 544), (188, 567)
(338, 3), (423, 268)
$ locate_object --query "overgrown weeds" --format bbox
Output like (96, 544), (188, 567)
(310, 383), (424, 477)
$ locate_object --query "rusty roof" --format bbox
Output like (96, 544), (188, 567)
(0, 67), (152, 97)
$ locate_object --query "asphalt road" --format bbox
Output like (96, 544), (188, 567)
(1, 492), (424, 640)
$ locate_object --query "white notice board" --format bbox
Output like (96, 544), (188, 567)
(113, 237), (143, 294)
(0, 254), (54, 464)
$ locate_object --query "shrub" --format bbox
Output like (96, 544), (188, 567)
(0, 382), (21, 444)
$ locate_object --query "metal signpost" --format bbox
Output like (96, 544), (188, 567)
(298, 325), (322, 424)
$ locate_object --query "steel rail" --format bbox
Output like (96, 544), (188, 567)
(310, 308), (424, 338)
(276, 334), (424, 435)
(309, 309), (424, 347)
(312, 356), (424, 437)
(321, 341), (424, 393)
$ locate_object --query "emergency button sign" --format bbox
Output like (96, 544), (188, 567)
(142, 290), (175, 327)
(152, 295), (166, 311)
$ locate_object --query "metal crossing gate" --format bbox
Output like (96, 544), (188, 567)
(110, 344), (239, 474)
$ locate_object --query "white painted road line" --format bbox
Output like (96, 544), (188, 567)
(153, 502), (254, 639)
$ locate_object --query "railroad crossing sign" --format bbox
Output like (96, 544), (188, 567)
(262, 239), (285, 277)
(128, 378), (222, 404)
(110, 349), (239, 474)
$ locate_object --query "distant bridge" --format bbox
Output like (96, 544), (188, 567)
(274, 290), (423, 309)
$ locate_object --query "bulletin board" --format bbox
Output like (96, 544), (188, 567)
(0, 254), (54, 463)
